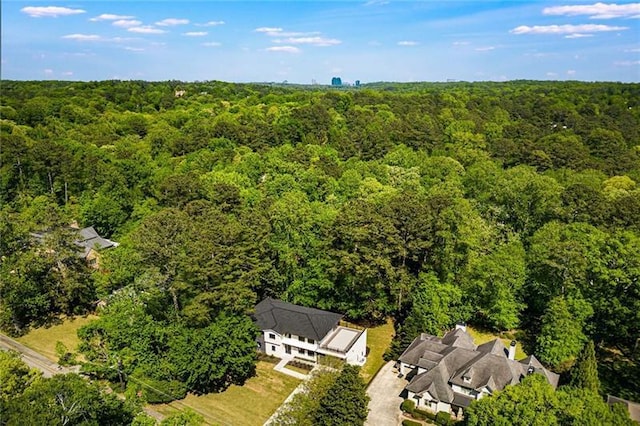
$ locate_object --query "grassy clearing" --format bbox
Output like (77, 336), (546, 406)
(16, 315), (98, 361)
(153, 361), (301, 426)
(466, 326), (527, 360)
(360, 319), (395, 384)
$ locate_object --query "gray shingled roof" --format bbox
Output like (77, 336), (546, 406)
(76, 226), (117, 254)
(30, 226), (117, 259)
(401, 328), (560, 407)
(253, 298), (342, 341)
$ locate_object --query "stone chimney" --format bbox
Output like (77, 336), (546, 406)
(508, 340), (517, 360)
(455, 322), (467, 332)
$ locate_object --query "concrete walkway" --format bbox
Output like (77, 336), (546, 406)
(273, 357), (309, 380)
(264, 363), (320, 425)
(365, 361), (406, 426)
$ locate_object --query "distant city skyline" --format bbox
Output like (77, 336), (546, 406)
(2, 1), (639, 82)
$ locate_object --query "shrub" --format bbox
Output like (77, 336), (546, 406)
(134, 377), (188, 403)
(402, 420), (422, 426)
(415, 408), (436, 420)
(412, 411), (427, 420)
(55, 341), (77, 366)
(435, 411), (452, 425)
(401, 399), (416, 414)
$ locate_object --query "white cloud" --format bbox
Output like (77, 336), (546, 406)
(614, 60), (640, 65)
(567, 69), (577, 75)
(128, 26), (167, 34)
(398, 40), (419, 46)
(196, 21), (225, 27)
(364, 0), (390, 5)
(44, 69), (54, 74)
(90, 14), (134, 21)
(543, 3), (640, 19)
(475, 46), (496, 51)
(276, 36), (341, 46)
(255, 27), (321, 37)
(510, 24), (628, 35)
(124, 46), (144, 52)
(183, 31), (208, 37)
(546, 72), (559, 77)
(62, 71), (74, 76)
(22, 6), (85, 18)
(112, 19), (142, 28)
(156, 18), (189, 26)
(62, 34), (102, 41)
(624, 47), (640, 52)
(255, 27), (283, 33)
(266, 46), (301, 53)
(201, 42), (222, 47)
(565, 33), (594, 38)
(453, 41), (470, 46)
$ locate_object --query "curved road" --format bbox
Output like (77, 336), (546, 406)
(0, 333), (164, 421)
(0, 333), (76, 377)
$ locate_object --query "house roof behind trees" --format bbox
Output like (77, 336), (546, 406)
(76, 226), (118, 257)
(253, 298), (342, 341)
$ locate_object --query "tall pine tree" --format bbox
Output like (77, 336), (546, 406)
(569, 340), (600, 393)
(313, 364), (369, 426)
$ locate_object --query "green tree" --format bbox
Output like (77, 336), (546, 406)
(465, 374), (560, 426)
(0, 350), (41, 402)
(569, 340), (600, 393)
(313, 364), (369, 426)
(3, 373), (135, 426)
(272, 368), (339, 426)
(536, 296), (593, 371)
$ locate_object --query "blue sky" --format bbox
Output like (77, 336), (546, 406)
(2, 1), (639, 83)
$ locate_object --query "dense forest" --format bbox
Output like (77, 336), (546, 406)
(1, 80), (639, 410)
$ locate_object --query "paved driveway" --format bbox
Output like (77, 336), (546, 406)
(365, 361), (406, 426)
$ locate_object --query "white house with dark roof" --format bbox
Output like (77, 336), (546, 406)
(253, 298), (367, 366)
(398, 324), (559, 417)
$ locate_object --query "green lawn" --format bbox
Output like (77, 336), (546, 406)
(360, 319), (395, 384)
(153, 361), (301, 426)
(16, 315), (98, 361)
(466, 326), (527, 360)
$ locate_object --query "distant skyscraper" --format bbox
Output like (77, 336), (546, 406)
(331, 77), (342, 86)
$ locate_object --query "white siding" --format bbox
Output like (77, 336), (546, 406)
(345, 329), (367, 366)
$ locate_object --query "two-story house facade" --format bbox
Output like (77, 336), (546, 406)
(254, 298), (367, 366)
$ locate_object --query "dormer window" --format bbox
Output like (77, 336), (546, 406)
(463, 375), (471, 384)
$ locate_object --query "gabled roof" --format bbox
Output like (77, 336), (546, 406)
(76, 226), (118, 258)
(476, 339), (508, 357)
(401, 328), (560, 407)
(30, 226), (118, 259)
(406, 365), (454, 403)
(253, 298), (342, 341)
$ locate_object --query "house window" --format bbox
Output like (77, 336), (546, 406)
(269, 333), (276, 340)
(285, 333), (291, 338)
(299, 336), (305, 342)
(308, 339), (314, 344)
(298, 347), (304, 354)
(307, 350), (314, 356)
(271, 345), (276, 352)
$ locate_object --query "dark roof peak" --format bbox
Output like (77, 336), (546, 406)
(254, 298), (343, 341)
